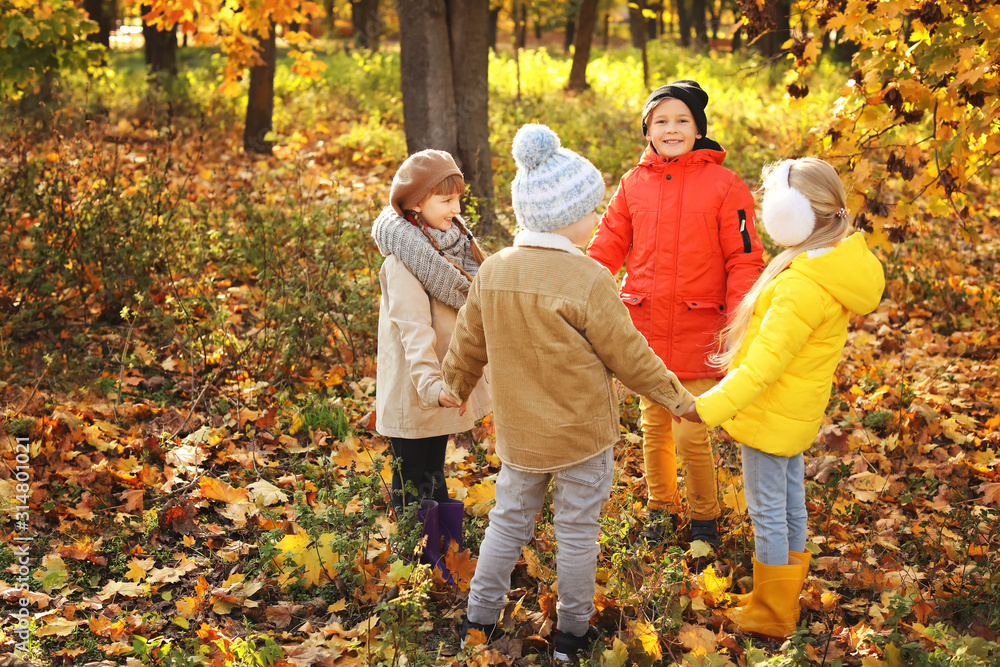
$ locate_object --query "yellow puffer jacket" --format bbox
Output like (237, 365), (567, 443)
(696, 233), (885, 455)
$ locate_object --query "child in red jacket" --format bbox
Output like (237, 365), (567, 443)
(587, 80), (765, 548)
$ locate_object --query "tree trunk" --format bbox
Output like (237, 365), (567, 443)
(516, 2), (528, 49)
(351, 0), (381, 51)
(447, 0), (496, 234)
(753, 0), (791, 57)
(244, 25), (276, 155)
(691, 0), (708, 49)
(83, 0), (113, 48)
(674, 0), (691, 47)
(488, 7), (499, 50)
(648, 2), (661, 40)
(601, 10), (609, 48)
(564, 18), (575, 53)
(142, 5), (177, 76)
(566, 0), (598, 91)
(628, 0), (649, 86)
(533, 9), (543, 40)
(628, 0), (645, 49)
(397, 0), (457, 154)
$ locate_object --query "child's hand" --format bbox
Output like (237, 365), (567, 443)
(677, 403), (702, 423)
(438, 390), (460, 409)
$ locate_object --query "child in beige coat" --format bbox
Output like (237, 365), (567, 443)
(373, 149), (491, 580)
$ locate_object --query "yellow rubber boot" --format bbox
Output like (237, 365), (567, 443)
(731, 549), (811, 607)
(723, 554), (807, 639)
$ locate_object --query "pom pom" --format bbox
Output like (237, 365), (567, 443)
(512, 124), (560, 170)
(762, 187), (816, 247)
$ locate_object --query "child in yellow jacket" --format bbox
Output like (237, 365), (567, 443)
(696, 157), (885, 639)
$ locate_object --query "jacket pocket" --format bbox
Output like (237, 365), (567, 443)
(621, 291), (651, 334)
(684, 298), (725, 313)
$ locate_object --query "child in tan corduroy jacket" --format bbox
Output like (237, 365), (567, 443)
(442, 124), (699, 663)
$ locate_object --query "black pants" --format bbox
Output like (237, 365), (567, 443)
(390, 435), (450, 512)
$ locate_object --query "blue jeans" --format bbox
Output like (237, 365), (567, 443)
(741, 445), (807, 566)
(466, 448), (614, 637)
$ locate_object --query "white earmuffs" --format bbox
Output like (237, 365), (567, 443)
(761, 160), (815, 247)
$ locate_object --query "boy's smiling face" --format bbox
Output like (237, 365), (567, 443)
(644, 98), (701, 158)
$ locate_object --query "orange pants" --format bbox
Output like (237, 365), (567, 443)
(639, 377), (720, 521)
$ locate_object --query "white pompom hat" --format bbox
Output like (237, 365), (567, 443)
(510, 124), (606, 232)
(761, 159), (815, 247)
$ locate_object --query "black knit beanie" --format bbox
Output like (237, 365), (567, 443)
(641, 79), (709, 137)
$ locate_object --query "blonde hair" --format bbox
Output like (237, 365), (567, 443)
(712, 157), (852, 369)
(406, 174), (487, 275)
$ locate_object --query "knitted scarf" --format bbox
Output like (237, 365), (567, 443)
(372, 205), (479, 310)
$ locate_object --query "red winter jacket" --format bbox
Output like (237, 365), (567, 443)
(587, 144), (764, 379)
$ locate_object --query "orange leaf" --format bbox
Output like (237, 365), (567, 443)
(200, 477), (250, 504)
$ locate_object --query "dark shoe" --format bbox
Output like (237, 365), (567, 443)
(436, 498), (465, 583)
(689, 517), (722, 549)
(460, 613), (500, 648)
(553, 625), (601, 663)
(639, 509), (679, 544)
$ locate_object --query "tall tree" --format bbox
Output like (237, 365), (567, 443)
(351, 0), (381, 50)
(691, 0), (708, 48)
(740, 0), (790, 58)
(628, 0), (649, 86)
(565, 0), (598, 91)
(83, 0), (114, 47)
(674, 0), (691, 47)
(396, 0), (497, 235)
(142, 4), (177, 75)
(143, 1), (325, 155)
(244, 25), (276, 154)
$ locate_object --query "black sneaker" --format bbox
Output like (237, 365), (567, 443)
(639, 509), (679, 544)
(689, 518), (722, 549)
(460, 613), (500, 648)
(553, 625), (600, 663)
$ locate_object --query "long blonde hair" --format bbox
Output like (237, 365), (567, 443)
(406, 173), (487, 278)
(712, 157), (853, 370)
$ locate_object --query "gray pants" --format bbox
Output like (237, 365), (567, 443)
(466, 447), (614, 637)
(741, 444), (808, 565)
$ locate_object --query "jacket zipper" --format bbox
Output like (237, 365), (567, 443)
(738, 209), (751, 253)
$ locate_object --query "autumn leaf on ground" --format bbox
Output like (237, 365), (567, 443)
(200, 476), (250, 503)
(246, 479), (289, 506)
(465, 478), (496, 517)
(630, 617), (663, 662)
(98, 580), (146, 601)
(272, 531), (340, 588)
(37, 614), (83, 637)
(678, 622), (717, 653)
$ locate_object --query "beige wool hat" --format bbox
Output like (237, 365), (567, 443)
(389, 149), (463, 216)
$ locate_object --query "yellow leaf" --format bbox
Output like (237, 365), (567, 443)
(271, 531), (341, 588)
(98, 580), (146, 600)
(246, 480), (288, 506)
(677, 621), (716, 652)
(630, 618), (663, 661)
(125, 557), (154, 583)
(600, 637), (631, 667)
(465, 479), (496, 517)
(700, 565), (731, 598)
(176, 597), (200, 618)
(38, 616), (82, 637)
